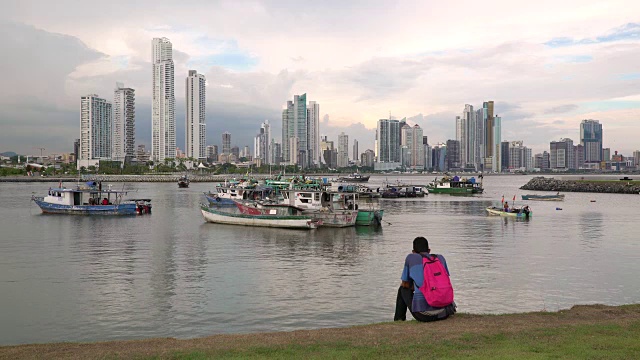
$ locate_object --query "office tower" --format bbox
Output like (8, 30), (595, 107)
(112, 83), (135, 163)
(483, 101), (495, 168)
(501, 141), (509, 172)
(493, 115), (502, 171)
(79, 94), (112, 162)
(185, 70), (206, 160)
(206, 145), (218, 162)
(580, 119), (603, 163)
(401, 124), (425, 170)
(445, 140), (460, 170)
(550, 138), (575, 170)
(242, 146), (250, 159)
(231, 146), (240, 159)
(455, 105), (477, 169)
(282, 94), (318, 167)
(151, 37), (175, 162)
(475, 108), (485, 170)
(307, 101), (320, 166)
(222, 132), (231, 154)
(361, 149), (375, 168)
(352, 139), (358, 164)
(602, 148), (611, 161)
(633, 150), (640, 169)
(508, 141), (524, 169)
(338, 132), (349, 167)
(376, 119), (401, 166)
(271, 140), (282, 165)
(254, 120), (271, 165)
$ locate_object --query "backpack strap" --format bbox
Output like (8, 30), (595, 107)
(420, 253), (439, 263)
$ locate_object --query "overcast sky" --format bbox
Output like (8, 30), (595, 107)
(1, 0), (639, 156)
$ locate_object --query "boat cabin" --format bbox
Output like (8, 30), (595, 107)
(44, 187), (123, 206)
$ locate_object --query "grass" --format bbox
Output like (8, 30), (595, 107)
(2, 304), (640, 359)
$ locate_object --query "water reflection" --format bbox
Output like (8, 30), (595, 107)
(579, 211), (603, 249)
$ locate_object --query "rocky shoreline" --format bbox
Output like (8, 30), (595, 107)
(521, 177), (640, 194)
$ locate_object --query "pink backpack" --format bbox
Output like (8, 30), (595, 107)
(419, 254), (454, 307)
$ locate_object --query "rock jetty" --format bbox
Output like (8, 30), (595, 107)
(521, 177), (640, 194)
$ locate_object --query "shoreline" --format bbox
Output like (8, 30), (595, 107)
(1, 304), (639, 359)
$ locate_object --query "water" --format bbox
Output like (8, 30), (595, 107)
(1, 175), (639, 345)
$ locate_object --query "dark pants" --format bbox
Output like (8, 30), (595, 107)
(394, 286), (452, 322)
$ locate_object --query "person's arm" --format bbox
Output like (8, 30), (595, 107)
(400, 255), (413, 289)
(439, 255), (451, 276)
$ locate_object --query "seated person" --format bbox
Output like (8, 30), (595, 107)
(101, 198), (109, 205)
(394, 237), (456, 322)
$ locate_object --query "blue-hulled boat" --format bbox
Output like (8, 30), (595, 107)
(31, 182), (151, 215)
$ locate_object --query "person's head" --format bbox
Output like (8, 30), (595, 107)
(413, 236), (430, 253)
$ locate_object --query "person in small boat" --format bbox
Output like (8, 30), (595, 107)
(394, 237), (456, 322)
(503, 201), (509, 212)
(101, 198), (109, 205)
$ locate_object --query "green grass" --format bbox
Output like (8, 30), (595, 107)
(161, 321), (640, 359)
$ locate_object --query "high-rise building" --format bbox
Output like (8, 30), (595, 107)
(254, 120), (271, 164)
(483, 101), (495, 169)
(151, 37), (175, 162)
(112, 83), (135, 163)
(455, 105), (477, 170)
(375, 119), (401, 170)
(338, 132), (349, 168)
(633, 150), (640, 169)
(508, 141), (524, 169)
(580, 119), (603, 163)
(445, 140), (460, 171)
(79, 94), (112, 167)
(432, 143), (447, 172)
(242, 146), (250, 159)
(73, 139), (80, 164)
(401, 124), (425, 170)
(534, 152), (551, 170)
(185, 70), (206, 160)
(493, 115), (502, 172)
(271, 141), (282, 165)
(361, 149), (375, 168)
(206, 145), (218, 162)
(500, 141), (509, 172)
(603, 148), (611, 161)
(222, 132), (231, 154)
(282, 94), (318, 167)
(307, 101), (320, 166)
(574, 144), (585, 169)
(550, 138), (575, 170)
(231, 146), (240, 159)
(352, 139), (358, 164)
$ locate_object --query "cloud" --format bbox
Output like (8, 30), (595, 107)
(545, 23), (640, 47)
(545, 104), (579, 114)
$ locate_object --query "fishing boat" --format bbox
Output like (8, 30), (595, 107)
(205, 184), (274, 206)
(521, 193), (564, 201)
(427, 176), (483, 194)
(200, 204), (320, 229)
(178, 175), (190, 188)
(336, 184), (381, 198)
(335, 172), (370, 182)
(486, 206), (532, 218)
(31, 181), (152, 215)
(281, 189), (358, 227)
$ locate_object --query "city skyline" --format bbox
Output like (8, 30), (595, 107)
(2, 1), (640, 156)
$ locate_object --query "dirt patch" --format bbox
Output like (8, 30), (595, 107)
(2, 304), (639, 359)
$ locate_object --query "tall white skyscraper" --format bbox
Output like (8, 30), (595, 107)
(307, 101), (320, 166)
(79, 94), (112, 165)
(580, 119), (603, 163)
(112, 83), (135, 163)
(185, 70), (206, 160)
(401, 124), (425, 170)
(375, 119), (402, 170)
(254, 120), (271, 164)
(152, 37), (175, 162)
(337, 132), (349, 168)
(493, 115), (502, 172)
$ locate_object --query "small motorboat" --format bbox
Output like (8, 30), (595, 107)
(486, 206), (532, 218)
(178, 176), (190, 188)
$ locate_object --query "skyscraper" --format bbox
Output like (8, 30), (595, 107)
(445, 140), (460, 171)
(401, 124), (424, 170)
(222, 132), (231, 155)
(352, 139), (358, 164)
(185, 70), (206, 160)
(152, 37), (175, 162)
(493, 115), (502, 172)
(307, 101), (320, 166)
(254, 120), (271, 164)
(79, 94), (112, 167)
(338, 132), (349, 168)
(375, 119), (401, 169)
(580, 119), (603, 163)
(282, 94), (318, 167)
(550, 138), (575, 170)
(112, 83), (135, 163)
(483, 101), (495, 168)
(456, 105), (477, 170)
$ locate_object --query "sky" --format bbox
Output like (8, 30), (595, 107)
(1, 0), (640, 156)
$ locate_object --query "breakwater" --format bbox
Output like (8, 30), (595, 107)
(521, 177), (640, 194)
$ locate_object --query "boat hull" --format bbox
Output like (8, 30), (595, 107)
(485, 207), (532, 218)
(303, 210), (358, 227)
(33, 199), (139, 215)
(205, 193), (237, 206)
(200, 206), (318, 229)
(356, 210), (384, 226)
(428, 187), (482, 194)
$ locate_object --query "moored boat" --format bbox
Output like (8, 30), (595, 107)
(427, 176), (483, 194)
(335, 172), (370, 182)
(521, 194), (564, 201)
(486, 206), (532, 218)
(281, 189), (358, 227)
(200, 204), (320, 229)
(178, 176), (190, 188)
(31, 182), (151, 215)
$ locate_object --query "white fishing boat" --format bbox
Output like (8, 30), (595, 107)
(486, 206), (532, 218)
(200, 204), (320, 229)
